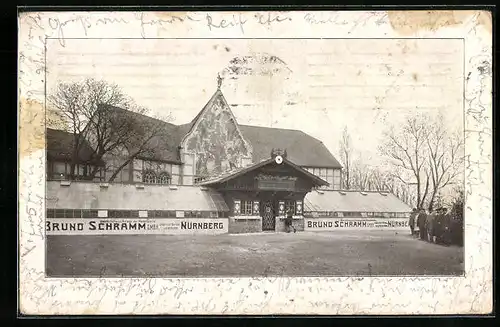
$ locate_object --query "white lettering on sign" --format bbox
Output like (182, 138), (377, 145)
(46, 218), (229, 235)
(304, 218), (409, 231)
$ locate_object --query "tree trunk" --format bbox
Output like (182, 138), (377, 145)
(88, 149), (106, 179)
(108, 158), (133, 182)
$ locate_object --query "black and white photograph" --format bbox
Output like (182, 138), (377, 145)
(44, 37), (467, 278)
(18, 10), (492, 315)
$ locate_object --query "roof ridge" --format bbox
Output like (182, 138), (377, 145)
(239, 124), (306, 133)
(109, 105), (178, 127)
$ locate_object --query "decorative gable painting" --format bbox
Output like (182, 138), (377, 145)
(182, 89), (253, 177)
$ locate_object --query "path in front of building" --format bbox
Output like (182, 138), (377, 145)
(46, 230), (464, 277)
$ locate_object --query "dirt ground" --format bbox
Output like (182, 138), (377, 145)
(46, 230), (464, 277)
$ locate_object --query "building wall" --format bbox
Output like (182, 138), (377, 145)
(102, 146), (131, 183)
(303, 167), (342, 190)
(47, 160), (105, 182)
(180, 151), (195, 185)
(131, 159), (181, 185)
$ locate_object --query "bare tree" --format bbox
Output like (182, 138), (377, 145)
(48, 78), (172, 182)
(379, 114), (430, 209)
(379, 113), (464, 211)
(425, 116), (464, 211)
(339, 126), (353, 190)
(48, 80), (97, 180)
(106, 108), (172, 182)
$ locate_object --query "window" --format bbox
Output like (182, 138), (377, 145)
(234, 200), (241, 215)
(285, 200), (295, 215)
(158, 172), (171, 184)
(143, 170), (157, 184)
(48, 161), (105, 181)
(333, 169), (341, 189)
(54, 162), (66, 174)
(318, 167), (328, 189)
(241, 200), (253, 216)
(327, 175), (334, 189)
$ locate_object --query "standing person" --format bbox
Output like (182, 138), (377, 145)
(409, 208), (417, 236)
(417, 208), (427, 241)
(285, 209), (296, 233)
(426, 209), (436, 243)
(434, 207), (450, 244)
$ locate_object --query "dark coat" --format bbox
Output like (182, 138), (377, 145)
(417, 212), (427, 228)
(409, 212), (416, 228)
(426, 214), (436, 235)
(434, 214), (451, 241)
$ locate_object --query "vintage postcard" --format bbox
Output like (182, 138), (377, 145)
(18, 10), (492, 315)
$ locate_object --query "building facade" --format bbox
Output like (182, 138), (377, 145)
(46, 81), (411, 234)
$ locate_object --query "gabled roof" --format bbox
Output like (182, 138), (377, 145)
(46, 89), (343, 169)
(238, 125), (342, 168)
(106, 106), (183, 164)
(176, 92), (342, 168)
(46, 128), (104, 166)
(179, 88), (253, 156)
(304, 190), (412, 213)
(199, 157), (329, 187)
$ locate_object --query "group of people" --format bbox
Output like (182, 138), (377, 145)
(409, 207), (451, 244)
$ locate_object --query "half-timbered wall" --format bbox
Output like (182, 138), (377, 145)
(303, 167), (342, 190)
(131, 159), (181, 185)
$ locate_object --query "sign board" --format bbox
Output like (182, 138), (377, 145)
(46, 218), (229, 235)
(304, 218), (410, 231)
(257, 180), (295, 191)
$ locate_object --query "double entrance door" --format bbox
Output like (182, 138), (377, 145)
(261, 200), (276, 231)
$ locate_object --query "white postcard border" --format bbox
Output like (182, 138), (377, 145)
(18, 10), (492, 315)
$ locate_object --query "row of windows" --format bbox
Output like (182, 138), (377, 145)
(241, 200), (253, 215)
(303, 211), (409, 218)
(48, 162), (105, 182)
(48, 160), (179, 184)
(142, 170), (172, 184)
(46, 209), (227, 218)
(303, 167), (342, 190)
(235, 200), (299, 216)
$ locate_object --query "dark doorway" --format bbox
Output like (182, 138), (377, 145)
(261, 200), (276, 231)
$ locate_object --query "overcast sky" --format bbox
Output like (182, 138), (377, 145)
(46, 38), (464, 167)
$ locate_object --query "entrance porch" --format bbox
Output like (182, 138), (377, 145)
(198, 153), (328, 234)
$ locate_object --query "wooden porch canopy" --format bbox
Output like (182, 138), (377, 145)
(198, 157), (329, 189)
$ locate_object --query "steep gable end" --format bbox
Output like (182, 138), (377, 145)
(180, 89), (253, 177)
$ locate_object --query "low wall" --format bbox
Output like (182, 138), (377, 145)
(228, 217), (262, 234)
(275, 216), (305, 232)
